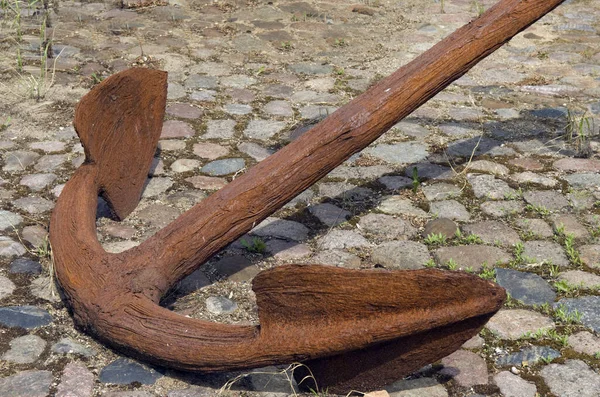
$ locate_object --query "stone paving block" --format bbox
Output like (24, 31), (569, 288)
(378, 196), (428, 218)
(578, 245), (600, 268)
(494, 371), (537, 397)
(317, 229), (371, 250)
(56, 362), (94, 397)
(515, 218), (554, 238)
(308, 203), (351, 226)
(364, 142), (429, 165)
(371, 241), (430, 269)
(2, 334), (47, 364)
(0, 370), (53, 397)
(468, 174), (516, 200)
(422, 183), (461, 201)
(462, 220), (521, 247)
(540, 359), (600, 397)
(555, 296), (600, 333)
(99, 358), (162, 385)
(386, 377), (448, 397)
(495, 268), (556, 305)
(485, 309), (554, 340)
(480, 200), (524, 217)
(359, 213), (417, 240)
(550, 214), (590, 241)
(429, 200), (470, 222)
(495, 345), (560, 367)
(440, 350), (488, 387)
(310, 249), (362, 269)
(433, 245), (510, 271)
(523, 190), (569, 211)
(522, 241), (570, 266)
(251, 217), (309, 241)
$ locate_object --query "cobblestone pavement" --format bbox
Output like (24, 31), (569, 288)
(1, 0), (600, 395)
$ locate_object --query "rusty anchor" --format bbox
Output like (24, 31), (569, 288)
(49, 0), (564, 393)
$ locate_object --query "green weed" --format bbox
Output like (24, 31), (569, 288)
(241, 237), (267, 254)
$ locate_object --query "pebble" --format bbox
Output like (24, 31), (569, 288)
(243, 120), (287, 141)
(358, 213), (417, 240)
(494, 371), (537, 397)
(467, 174), (516, 200)
(555, 296), (600, 332)
(462, 220), (521, 247)
(0, 210), (23, 231)
(317, 229), (372, 250)
(56, 362), (94, 397)
(0, 236), (26, 257)
(193, 143), (230, 160)
(12, 197), (54, 214)
(2, 151), (40, 172)
(308, 203), (351, 226)
(364, 142), (429, 165)
(0, 305), (53, 328)
(523, 240), (570, 266)
(2, 335), (47, 363)
(540, 359), (600, 397)
(378, 196), (428, 218)
(161, 120), (195, 139)
(19, 173), (57, 191)
(99, 358), (162, 385)
(429, 200), (470, 222)
(567, 331), (600, 356)
(485, 309), (554, 339)
(371, 241), (430, 269)
(203, 119), (237, 139)
(52, 337), (97, 357)
(496, 345), (560, 367)
(495, 268), (556, 305)
(434, 245), (510, 271)
(9, 258), (42, 274)
(0, 370), (53, 397)
(141, 177), (173, 197)
(206, 296), (238, 314)
(440, 350), (488, 387)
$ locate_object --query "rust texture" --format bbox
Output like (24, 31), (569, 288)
(49, 0), (564, 393)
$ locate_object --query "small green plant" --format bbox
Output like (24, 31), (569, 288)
(554, 303), (582, 325)
(565, 108), (595, 158)
(479, 264), (496, 281)
(564, 234), (583, 266)
(594, 352), (600, 359)
(280, 41), (293, 51)
(464, 266), (474, 273)
(0, 116), (10, 132)
(446, 258), (459, 270)
(240, 237), (266, 254)
(553, 279), (578, 294)
(424, 259), (437, 268)
(548, 263), (561, 278)
(463, 233), (483, 245)
(90, 72), (104, 85)
(540, 355), (554, 364)
(255, 65), (266, 76)
(424, 232), (447, 246)
(333, 67), (345, 76)
(411, 167), (420, 193)
(504, 188), (523, 200)
(333, 38), (347, 47)
(472, 0), (484, 15)
(525, 204), (550, 216)
(509, 241), (526, 267)
(34, 236), (51, 260)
